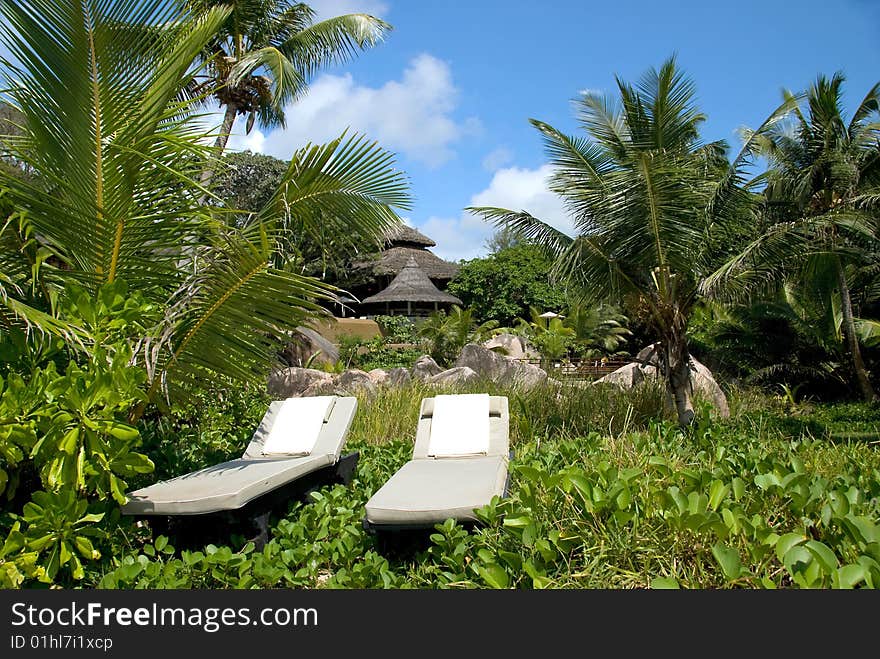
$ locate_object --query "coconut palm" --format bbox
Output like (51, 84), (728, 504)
(563, 302), (631, 357)
(0, 0), (409, 409)
(187, 0), (391, 181)
(470, 56), (794, 426)
(418, 306), (498, 366)
(706, 74), (880, 401)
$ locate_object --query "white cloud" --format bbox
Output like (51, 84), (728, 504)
(481, 147), (513, 172)
(419, 164), (573, 262)
(220, 54), (478, 167)
(308, 0), (389, 20)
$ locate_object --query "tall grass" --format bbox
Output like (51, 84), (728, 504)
(346, 378), (668, 449)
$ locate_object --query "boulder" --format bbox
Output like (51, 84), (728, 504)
(281, 326), (339, 368)
(335, 369), (377, 397)
(594, 362), (656, 388)
(429, 366), (479, 387)
(386, 367), (412, 387)
(268, 367), (333, 398)
(690, 359), (730, 418)
(595, 344), (729, 418)
(482, 333), (539, 360)
(367, 368), (389, 386)
(300, 378), (338, 397)
(411, 355), (443, 380)
(455, 343), (548, 389)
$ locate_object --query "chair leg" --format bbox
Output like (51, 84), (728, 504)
(333, 451), (360, 485)
(248, 511), (271, 551)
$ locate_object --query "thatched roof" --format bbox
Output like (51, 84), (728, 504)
(361, 257), (462, 305)
(366, 246), (460, 280)
(384, 224), (435, 247)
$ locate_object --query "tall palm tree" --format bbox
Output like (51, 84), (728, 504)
(706, 74), (880, 401)
(0, 0), (409, 410)
(470, 56), (793, 426)
(188, 0), (391, 182)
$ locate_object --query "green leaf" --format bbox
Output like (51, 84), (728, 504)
(650, 577), (680, 589)
(804, 541), (839, 574)
(775, 533), (806, 562)
(59, 426), (80, 455)
(476, 563), (509, 589)
(615, 486), (631, 510)
(731, 477), (745, 501)
(711, 544), (742, 580)
(834, 564), (866, 589)
(708, 480), (731, 511)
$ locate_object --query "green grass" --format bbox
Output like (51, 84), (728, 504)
(95, 382), (880, 589)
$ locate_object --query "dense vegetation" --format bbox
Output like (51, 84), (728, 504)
(0, 0), (878, 589)
(93, 382), (880, 589)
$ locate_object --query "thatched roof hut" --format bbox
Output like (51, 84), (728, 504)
(353, 223), (460, 282)
(361, 257), (461, 317)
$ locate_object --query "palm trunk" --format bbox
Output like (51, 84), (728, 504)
(199, 101), (238, 190)
(661, 324), (694, 428)
(837, 261), (877, 402)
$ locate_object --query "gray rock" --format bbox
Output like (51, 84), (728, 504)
(635, 343), (661, 366)
(335, 369), (377, 397)
(367, 368), (389, 386)
(690, 358), (730, 418)
(429, 366), (479, 387)
(281, 326), (339, 368)
(595, 362), (656, 388)
(482, 333), (539, 360)
(411, 355), (443, 380)
(455, 343), (548, 389)
(300, 378), (338, 397)
(386, 367), (412, 387)
(595, 344), (729, 418)
(268, 367), (333, 398)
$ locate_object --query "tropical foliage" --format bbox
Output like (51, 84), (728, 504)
(447, 242), (568, 326)
(470, 56), (796, 426)
(85, 382), (880, 590)
(0, 0), (408, 586)
(188, 0), (391, 172)
(418, 306), (499, 366)
(705, 74), (880, 402)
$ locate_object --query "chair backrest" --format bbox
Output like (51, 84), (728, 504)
(243, 396), (358, 461)
(412, 394), (509, 460)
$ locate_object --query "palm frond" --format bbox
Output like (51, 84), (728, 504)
(277, 13), (391, 80)
(145, 222), (333, 404)
(251, 131), (411, 268)
(0, 0), (231, 294)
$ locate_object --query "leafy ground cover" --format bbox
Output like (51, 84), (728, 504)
(94, 381), (880, 589)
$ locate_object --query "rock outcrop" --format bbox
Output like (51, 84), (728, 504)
(595, 344), (729, 417)
(456, 343), (547, 389)
(268, 367), (333, 398)
(429, 366), (479, 386)
(411, 355), (443, 380)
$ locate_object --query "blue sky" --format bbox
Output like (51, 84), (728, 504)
(221, 0), (879, 261)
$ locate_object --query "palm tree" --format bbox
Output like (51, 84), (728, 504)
(418, 306), (498, 366)
(706, 74), (880, 401)
(470, 56), (793, 426)
(187, 0), (391, 182)
(0, 0), (409, 410)
(563, 301), (631, 357)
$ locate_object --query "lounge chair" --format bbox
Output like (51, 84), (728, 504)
(122, 395), (359, 546)
(363, 393), (509, 533)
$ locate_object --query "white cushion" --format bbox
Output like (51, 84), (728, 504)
(427, 394), (490, 458)
(261, 396), (336, 456)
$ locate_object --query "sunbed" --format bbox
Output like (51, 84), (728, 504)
(363, 393), (509, 532)
(122, 395), (359, 545)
